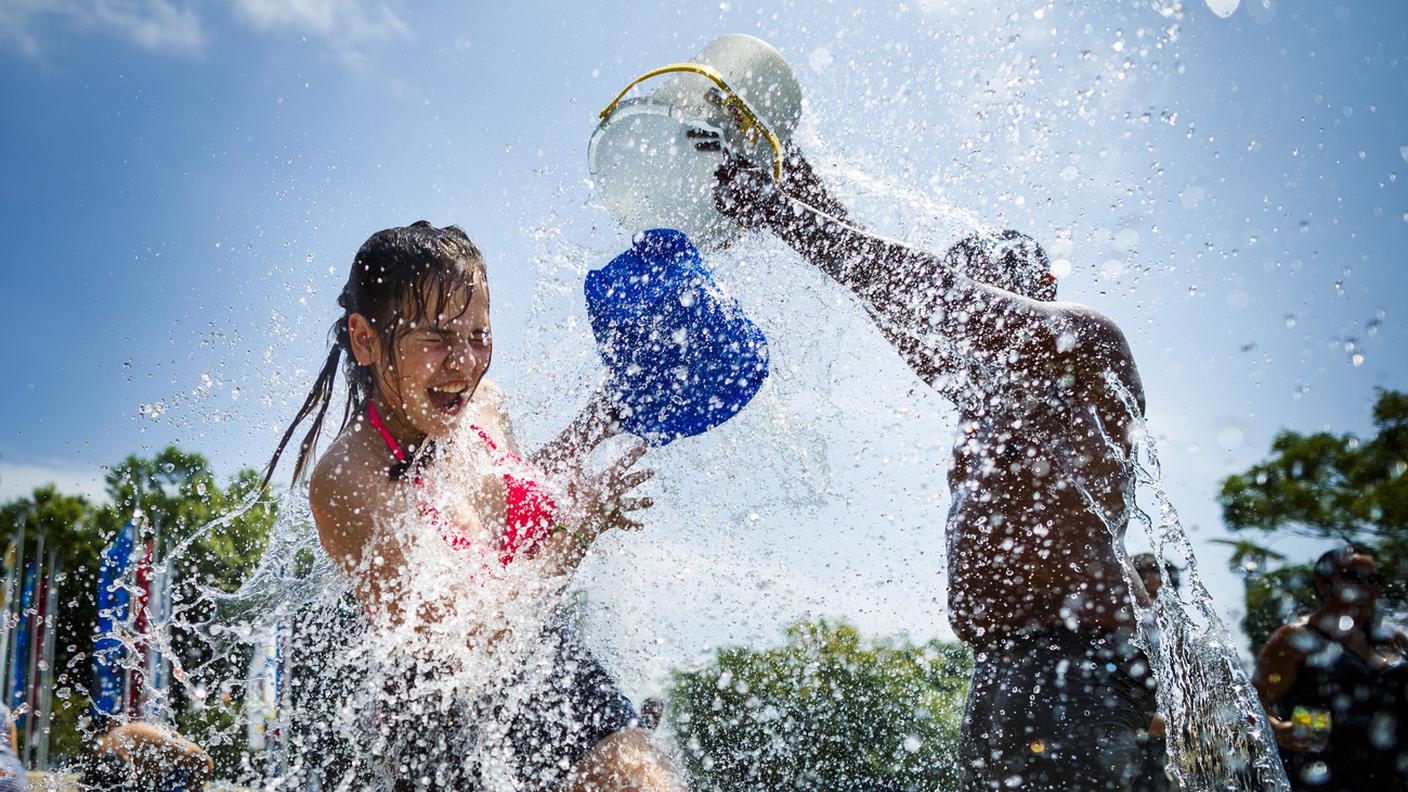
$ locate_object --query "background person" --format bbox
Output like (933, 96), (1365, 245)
(1252, 544), (1408, 790)
(713, 147), (1156, 790)
(78, 717), (212, 792)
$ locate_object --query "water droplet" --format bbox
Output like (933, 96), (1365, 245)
(1187, 285), (1199, 297)
(231, 387), (241, 401)
(903, 735), (922, 752)
(1205, 0), (1240, 18)
(808, 48), (833, 73)
(1284, 314), (1297, 328)
(1217, 424), (1245, 450)
(1112, 229), (1140, 251)
(1298, 220), (1311, 234)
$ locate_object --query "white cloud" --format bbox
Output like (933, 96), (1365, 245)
(0, 460), (109, 503)
(95, 0), (204, 53)
(0, 0), (408, 64)
(229, 0), (409, 67)
(0, 0), (206, 58)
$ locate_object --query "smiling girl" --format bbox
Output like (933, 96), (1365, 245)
(263, 221), (677, 791)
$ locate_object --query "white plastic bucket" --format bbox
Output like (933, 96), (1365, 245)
(588, 34), (803, 250)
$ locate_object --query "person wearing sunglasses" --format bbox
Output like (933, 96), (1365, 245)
(1252, 544), (1408, 789)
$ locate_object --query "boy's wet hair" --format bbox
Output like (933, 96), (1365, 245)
(944, 229), (1056, 301)
(261, 221), (486, 489)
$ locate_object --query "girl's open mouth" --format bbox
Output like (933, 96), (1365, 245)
(427, 382), (468, 415)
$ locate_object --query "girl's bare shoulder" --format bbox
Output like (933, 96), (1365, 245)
(310, 428), (397, 530)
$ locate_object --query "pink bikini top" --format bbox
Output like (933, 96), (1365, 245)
(366, 401), (559, 565)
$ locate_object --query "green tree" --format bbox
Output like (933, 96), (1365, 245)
(1218, 389), (1408, 652)
(90, 446), (277, 776)
(0, 484), (105, 762)
(669, 620), (972, 791)
(1, 445), (277, 773)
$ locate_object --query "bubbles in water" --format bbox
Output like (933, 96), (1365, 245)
(138, 400), (168, 418)
(809, 48), (834, 73)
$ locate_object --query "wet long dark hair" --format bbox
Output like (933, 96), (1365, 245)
(261, 221), (485, 489)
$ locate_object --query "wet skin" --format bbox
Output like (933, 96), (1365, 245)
(310, 282), (649, 625)
(715, 149), (1145, 643)
(306, 276), (673, 790)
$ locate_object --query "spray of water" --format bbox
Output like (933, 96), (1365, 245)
(1100, 376), (1290, 791)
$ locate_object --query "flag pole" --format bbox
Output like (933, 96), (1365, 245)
(0, 533), (19, 706)
(5, 533), (25, 720)
(22, 528), (45, 765)
(142, 512), (160, 721)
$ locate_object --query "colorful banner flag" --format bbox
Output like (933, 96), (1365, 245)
(93, 522), (137, 717)
(127, 541), (152, 716)
(9, 561), (37, 719)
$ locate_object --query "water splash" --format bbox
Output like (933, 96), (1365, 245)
(1103, 376), (1290, 791)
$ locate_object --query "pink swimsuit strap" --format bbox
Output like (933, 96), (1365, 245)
(367, 400), (408, 463)
(364, 401), (558, 564)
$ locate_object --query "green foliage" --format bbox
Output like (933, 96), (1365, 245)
(0, 445), (276, 772)
(1239, 565), (1316, 654)
(176, 695), (254, 783)
(0, 484), (104, 761)
(669, 620), (972, 792)
(1218, 389), (1408, 651)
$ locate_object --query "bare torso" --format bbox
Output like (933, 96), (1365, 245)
(945, 390), (1139, 644)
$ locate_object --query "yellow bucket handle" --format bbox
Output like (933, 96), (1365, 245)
(599, 62), (785, 182)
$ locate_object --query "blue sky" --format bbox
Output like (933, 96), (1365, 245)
(2, 0), (1407, 690)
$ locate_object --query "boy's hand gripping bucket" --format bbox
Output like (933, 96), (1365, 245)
(588, 34), (803, 250)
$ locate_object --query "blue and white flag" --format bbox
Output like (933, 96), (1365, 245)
(93, 521), (137, 717)
(8, 561), (37, 716)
